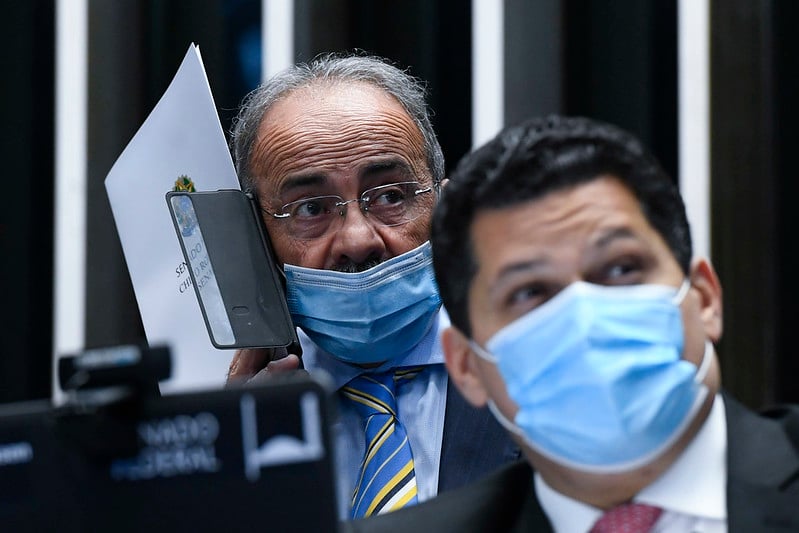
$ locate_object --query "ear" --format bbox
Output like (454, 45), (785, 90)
(441, 327), (490, 408)
(435, 177), (450, 197)
(689, 257), (723, 343)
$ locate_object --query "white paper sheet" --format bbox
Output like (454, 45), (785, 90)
(104, 44), (240, 393)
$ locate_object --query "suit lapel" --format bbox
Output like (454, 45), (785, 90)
(725, 392), (799, 532)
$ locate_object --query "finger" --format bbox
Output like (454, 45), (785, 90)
(266, 353), (301, 373)
(227, 348), (271, 383)
(246, 354), (303, 385)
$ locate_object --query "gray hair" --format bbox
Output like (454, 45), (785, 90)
(230, 53), (445, 192)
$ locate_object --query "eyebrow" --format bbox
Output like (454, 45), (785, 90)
(592, 226), (643, 249)
(495, 258), (549, 281)
(492, 228), (642, 282)
(359, 159), (414, 181)
(276, 174), (328, 196)
(486, 257), (550, 302)
(275, 158), (416, 198)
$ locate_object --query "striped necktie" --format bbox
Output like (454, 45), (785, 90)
(341, 368), (421, 518)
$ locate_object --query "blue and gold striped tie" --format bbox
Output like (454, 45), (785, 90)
(341, 368), (421, 518)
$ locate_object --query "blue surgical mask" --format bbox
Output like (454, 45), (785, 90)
(470, 280), (712, 473)
(284, 241), (442, 365)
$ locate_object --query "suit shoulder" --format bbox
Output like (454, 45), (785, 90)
(760, 402), (799, 450)
(725, 393), (799, 489)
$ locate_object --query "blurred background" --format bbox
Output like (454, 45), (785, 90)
(1, 0), (796, 409)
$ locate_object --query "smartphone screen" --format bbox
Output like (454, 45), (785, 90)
(166, 190), (299, 351)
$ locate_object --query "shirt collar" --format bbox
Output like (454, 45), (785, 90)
(300, 308), (449, 390)
(535, 394), (728, 532)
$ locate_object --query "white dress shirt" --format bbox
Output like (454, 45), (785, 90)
(300, 308), (451, 519)
(536, 394), (728, 533)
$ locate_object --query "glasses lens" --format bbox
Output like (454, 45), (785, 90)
(362, 182), (431, 226)
(281, 195), (340, 239)
(273, 183), (433, 238)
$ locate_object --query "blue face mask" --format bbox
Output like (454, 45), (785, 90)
(284, 241), (442, 365)
(470, 280), (712, 473)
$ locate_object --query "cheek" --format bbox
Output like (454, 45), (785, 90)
(376, 216), (431, 254)
(493, 383), (520, 422)
(268, 228), (329, 269)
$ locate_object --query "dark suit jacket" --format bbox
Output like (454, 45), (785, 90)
(438, 379), (521, 492)
(345, 393), (799, 532)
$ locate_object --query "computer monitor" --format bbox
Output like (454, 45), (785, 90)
(0, 374), (340, 532)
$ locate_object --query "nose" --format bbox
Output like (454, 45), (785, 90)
(329, 201), (387, 268)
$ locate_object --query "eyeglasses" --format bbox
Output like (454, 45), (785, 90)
(263, 181), (433, 240)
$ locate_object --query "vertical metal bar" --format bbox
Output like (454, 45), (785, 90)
(53, 0), (88, 402)
(471, 0), (504, 148)
(263, 0), (295, 82)
(678, 0), (710, 259)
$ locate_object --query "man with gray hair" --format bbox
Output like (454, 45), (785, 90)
(225, 53), (518, 519)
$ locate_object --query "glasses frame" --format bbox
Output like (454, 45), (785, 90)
(262, 181), (433, 238)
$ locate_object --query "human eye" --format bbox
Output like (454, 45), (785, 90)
(595, 255), (646, 285)
(367, 182), (411, 207)
(503, 282), (552, 314)
(285, 196), (334, 219)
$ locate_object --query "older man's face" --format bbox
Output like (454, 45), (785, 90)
(248, 81), (434, 271)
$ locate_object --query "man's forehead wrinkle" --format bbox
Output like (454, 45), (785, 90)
(260, 130), (413, 174)
(249, 113), (320, 180)
(250, 107), (427, 188)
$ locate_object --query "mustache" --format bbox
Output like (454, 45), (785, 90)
(332, 255), (383, 273)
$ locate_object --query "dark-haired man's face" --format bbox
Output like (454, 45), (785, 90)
(467, 177), (690, 343)
(248, 81), (434, 271)
(445, 176), (722, 468)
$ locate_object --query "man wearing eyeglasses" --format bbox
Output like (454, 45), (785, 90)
(225, 53), (519, 519)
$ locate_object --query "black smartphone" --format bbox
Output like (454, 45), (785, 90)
(165, 189), (300, 352)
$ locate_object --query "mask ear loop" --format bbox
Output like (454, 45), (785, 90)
(465, 340), (525, 444)
(672, 278), (691, 305)
(468, 340), (498, 364)
(671, 279), (713, 384)
(694, 340), (713, 384)
(486, 398), (526, 438)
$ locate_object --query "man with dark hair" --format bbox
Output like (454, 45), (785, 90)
(225, 53), (518, 519)
(347, 115), (799, 531)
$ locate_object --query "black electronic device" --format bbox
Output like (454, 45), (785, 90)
(58, 343), (170, 393)
(166, 189), (300, 352)
(0, 346), (339, 532)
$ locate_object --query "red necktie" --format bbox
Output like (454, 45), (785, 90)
(590, 502), (663, 533)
